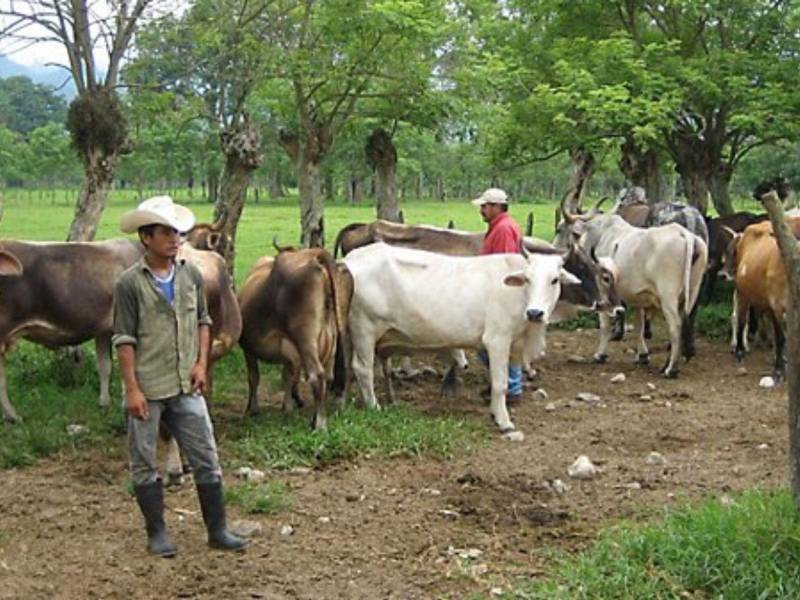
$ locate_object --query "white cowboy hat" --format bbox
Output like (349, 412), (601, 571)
(471, 188), (509, 206)
(120, 195), (196, 234)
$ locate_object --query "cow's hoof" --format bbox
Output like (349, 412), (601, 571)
(636, 353), (650, 365)
(683, 347), (696, 362)
(610, 331), (625, 342)
(592, 353), (608, 364)
(734, 350), (745, 363)
(662, 367), (680, 379)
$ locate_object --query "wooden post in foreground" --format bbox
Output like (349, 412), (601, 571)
(760, 190), (800, 507)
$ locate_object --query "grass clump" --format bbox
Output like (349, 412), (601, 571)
(229, 403), (487, 470)
(225, 481), (292, 515)
(509, 489), (800, 599)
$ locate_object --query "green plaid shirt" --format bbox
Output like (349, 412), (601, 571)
(112, 257), (212, 401)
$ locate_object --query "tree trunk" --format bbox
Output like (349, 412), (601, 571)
(618, 137), (667, 203)
(324, 171), (335, 202)
(760, 191), (800, 508)
(678, 168), (711, 215)
(269, 168), (285, 198)
(563, 148), (595, 213)
(298, 155), (324, 247)
(710, 164), (735, 216)
(366, 128), (400, 222)
(67, 146), (117, 241)
(213, 118), (263, 272)
(207, 170), (219, 204)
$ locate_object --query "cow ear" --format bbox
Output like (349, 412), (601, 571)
(503, 272), (528, 287)
(0, 251), (22, 276)
(559, 269), (580, 286)
(207, 232), (221, 251)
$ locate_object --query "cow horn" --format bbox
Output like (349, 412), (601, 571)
(720, 225), (737, 240)
(559, 193), (577, 225)
(590, 196), (609, 215)
(526, 211), (534, 237)
(272, 236), (294, 254)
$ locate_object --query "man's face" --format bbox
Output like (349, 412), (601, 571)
(480, 202), (503, 223)
(142, 225), (181, 259)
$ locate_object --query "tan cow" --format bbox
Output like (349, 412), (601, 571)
(238, 248), (353, 430)
(728, 216), (800, 380)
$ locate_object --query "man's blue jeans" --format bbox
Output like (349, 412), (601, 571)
(478, 350), (523, 397)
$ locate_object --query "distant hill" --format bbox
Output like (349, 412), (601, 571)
(0, 56), (76, 99)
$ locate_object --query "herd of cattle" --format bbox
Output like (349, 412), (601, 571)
(0, 185), (794, 441)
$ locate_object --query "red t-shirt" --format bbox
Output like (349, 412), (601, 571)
(481, 212), (522, 255)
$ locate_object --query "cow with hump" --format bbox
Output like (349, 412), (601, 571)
(343, 242), (579, 438)
(238, 245), (353, 431)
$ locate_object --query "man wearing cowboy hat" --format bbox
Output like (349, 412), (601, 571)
(472, 188), (524, 402)
(113, 196), (247, 557)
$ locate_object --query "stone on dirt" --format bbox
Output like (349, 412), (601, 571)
(280, 525), (295, 536)
(231, 520), (263, 538)
(544, 402), (556, 412)
(503, 430), (525, 442)
(576, 392), (601, 405)
(646, 451), (667, 466)
(610, 373), (626, 383)
(535, 388), (549, 401)
(550, 478), (568, 494)
(567, 455), (598, 479)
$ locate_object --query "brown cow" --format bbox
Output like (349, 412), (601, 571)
(238, 248), (353, 430)
(0, 239), (142, 422)
(729, 216), (800, 380)
(184, 220), (232, 259)
(334, 219), (556, 258)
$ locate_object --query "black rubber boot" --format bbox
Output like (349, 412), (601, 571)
(134, 481), (177, 558)
(196, 482), (249, 551)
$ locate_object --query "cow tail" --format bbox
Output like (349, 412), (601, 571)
(318, 254), (348, 392)
(683, 230), (695, 316)
(333, 227), (345, 259)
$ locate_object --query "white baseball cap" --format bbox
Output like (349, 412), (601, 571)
(471, 188), (509, 206)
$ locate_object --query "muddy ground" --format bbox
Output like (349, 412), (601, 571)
(0, 328), (789, 600)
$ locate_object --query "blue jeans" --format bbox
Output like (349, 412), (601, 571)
(128, 392), (222, 486)
(478, 350), (523, 396)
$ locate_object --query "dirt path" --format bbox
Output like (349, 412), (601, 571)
(0, 329), (788, 599)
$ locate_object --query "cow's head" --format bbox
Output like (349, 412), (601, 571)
(719, 225), (741, 280)
(504, 253), (580, 323)
(184, 220), (233, 259)
(553, 196), (607, 250)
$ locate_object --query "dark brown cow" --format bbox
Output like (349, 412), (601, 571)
(0, 239), (142, 422)
(0, 233), (241, 425)
(333, 219), (556, 258)
(238, 248), (353, 431)
(704, 212), (768, 300)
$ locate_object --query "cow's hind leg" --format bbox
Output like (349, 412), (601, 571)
(351, 328), (380, 410)
(244, 351), (261, 415)
(95, 335), (112, 407)
(378, 354), (396, 404)
(297, 340), (329, 431)
(661, 302), (682, 378)
(733, 291), (750, 363)
(0, 355), (20, 422)
(635, 309), (650, 365)
(769, 310), (786, 382)
(681, 301), (699, 362)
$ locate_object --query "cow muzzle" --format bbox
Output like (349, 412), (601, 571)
(526, 308), (545, 322)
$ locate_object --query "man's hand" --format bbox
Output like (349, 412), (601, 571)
(126, 388), (150, 420)
(190, 361), (208, 395)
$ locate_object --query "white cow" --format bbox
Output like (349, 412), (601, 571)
(344, 243), (579, 436)
(562, 213), (707, 377)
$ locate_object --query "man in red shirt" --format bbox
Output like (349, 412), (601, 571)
(472, 188), (524, 400)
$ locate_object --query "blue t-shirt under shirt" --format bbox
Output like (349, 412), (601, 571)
(152, 265), (176, 305)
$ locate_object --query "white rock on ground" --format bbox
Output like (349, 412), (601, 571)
(234, 467), (252, 479)
(567, 455), (598, 479)
(759, 376), (775, 389)
(551, 479), (569, 494)
(576, 392), (601, 404)
(280, 525), (295, 536)
(503, 430), (525, 442)
(610, 373), (626, 383)
(535, 388), (549, 401)
(245, 469), (266, 483)
(544, 402), (556, 412)
(646, 451), (667, 466)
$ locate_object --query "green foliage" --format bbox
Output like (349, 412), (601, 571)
(0, 75), (67, 135)
(230, 404), (487, 470)
(225, 481), (292, 515)
(510, 489), (800, 599)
